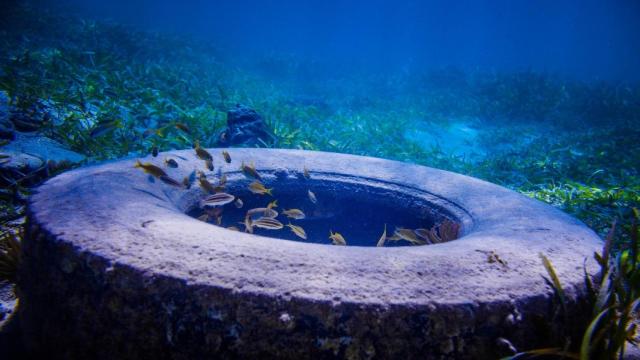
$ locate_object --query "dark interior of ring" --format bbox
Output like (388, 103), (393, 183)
(187, 177), (458, 247)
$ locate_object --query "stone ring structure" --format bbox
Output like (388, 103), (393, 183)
(21, 149), (602, 359)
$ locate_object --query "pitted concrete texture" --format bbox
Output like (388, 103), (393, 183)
(21, 149), (602, 359)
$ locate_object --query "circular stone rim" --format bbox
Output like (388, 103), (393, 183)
(27, 148), (602, 307)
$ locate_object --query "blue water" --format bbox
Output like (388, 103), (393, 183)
(45, 0), (640, 81)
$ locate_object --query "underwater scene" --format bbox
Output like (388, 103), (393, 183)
(0, 0), (639, 359)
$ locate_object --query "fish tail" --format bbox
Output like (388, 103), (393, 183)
(266, 188), (273, 196)
(134, 159), (142, 168)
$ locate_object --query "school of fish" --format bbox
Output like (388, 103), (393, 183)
(134, 145), (459, 246)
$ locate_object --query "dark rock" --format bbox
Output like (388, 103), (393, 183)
(10, 111), (43, 132)
(0, 152), (43, 172)
(216, 104), (275, 147)
(1, 132), (85, 166)
(0, 91), (14, 140)
(0, 132), (85, 186)
(9, 99), (61, 132)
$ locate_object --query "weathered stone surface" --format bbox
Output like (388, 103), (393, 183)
(216, 104), (275, 147)
(22, 149), (602, 359)
(627, 345), (640, 360)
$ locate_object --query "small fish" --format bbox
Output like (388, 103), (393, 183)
(248, 180), (273, 196)
(134, 160), (168, 178)
(240, 161), (261, 180)
(210, 183), (225, 193)
(286, 223), (307, 240)
(219, 174), (228, 187)
(155, 126), (168, 138)
(151, 146), (159, 157)
(243, 216), (254, 233)
(197, 214), (209, 222)
(174, 123), (191, 134)
(196, 171), (222, 192)
(227, 226), (240, 231)
(205, 207), (223, 226)
(394, 228), (426, 245)
(267, 200), (278, 209)
(252, 217), (284, 230)
(159, 175), (184, 188)
(205, 159), (214, 171)
(234, 198), (243, 208)
(307, 189), (317, 204)
(182, 170), (196, 189)
(198, 175), (217, 194)
(200, 192), (235, 207)
(414, 228), (433, 244)
(246, 207), (278, 219)
(182, 177), (192, 189)
(89, 119), (120, 138)
(222, 150), (231, 163)
(386, 233), (402, 241)
(329, 230), (346, 246)
(205, 207), (223, 218)
(282, 209), (305, 219)
(142, 129), (156, 138)
(194, 140), (213, 161)
(303, 166), (310, 179)
(164, 158), (178, 168)
(376, 224), (387, 247)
